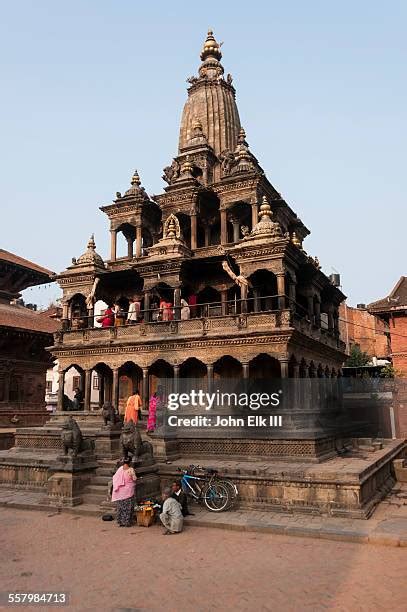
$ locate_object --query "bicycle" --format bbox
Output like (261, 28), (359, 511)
(178, 466), (230, 512)
(187, 464), (239, 509)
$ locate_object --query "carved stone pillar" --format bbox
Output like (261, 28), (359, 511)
(220, 208), (227, 245)
(314, 300), (321, 327)
(288, 281), (296, 312)
(280, 358), (289, 378)
(242, 362), (249, 379)
(144, 291), (151, 322)
(127, 236), (134, 259)
(276, 273), (286, 310)
(142, 367), (149, 413)
(251, 202), (258, 229)
(99, 374), (105, 408)
(173, 286), (181, 320)
(191, 212), (197, 250)
(136, 224), (142, 258)
(307, 295), (314, 323)
(204, 225), (210, 247)
(112, 368), (119, 412)
(110, 229), (117, 261)
(207, 363), (213, 393)
(173, 364), (179, 394)
(232, 218), (240, 243)
(84, 369), (92, 411)
(57, 369), (65, 411)
(62, 302), (69, 329)
(220, 289), (228, 315)
(253, 288), (261, 313)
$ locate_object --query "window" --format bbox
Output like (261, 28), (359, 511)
(93, 375), (100, 390)
(46, 380), (53, 393)
(72, 376), (81, 391)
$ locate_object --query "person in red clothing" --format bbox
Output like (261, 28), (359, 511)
(98, 305), (115, 328)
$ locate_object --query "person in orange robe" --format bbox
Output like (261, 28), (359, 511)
(124, 389), (142, 424)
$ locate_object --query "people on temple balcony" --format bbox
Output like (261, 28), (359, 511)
(180, 298), (190, 320)
(124, 389), (142, 424)
(127, 296), (141, 324)
(151, 297), (160, 322)
(188, 294), (197, 318)
(160, 298), (174, 321)
(111, 459), (137, 527)
(171, 480), (193, 516)
(72, 387), (84, 411)
(113, 302), (126, 326)
(160, 487), (184, 535)
(147, 391), (158, 433)
(97, 305), (115, 328)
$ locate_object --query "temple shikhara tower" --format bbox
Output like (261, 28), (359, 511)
(54, 30), (346, 409)
(1, 32), (404, 516)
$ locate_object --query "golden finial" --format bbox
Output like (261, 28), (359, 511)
(131, 170), (141, 186)
(200, 29), (222, 61)
(291, 231), (302, 248)
(181, 158), (194, 175)
(258, 195), (272, 220)
(87, 234), (96, 250)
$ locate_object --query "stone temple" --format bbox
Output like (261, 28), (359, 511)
(0, 31), (405, 516)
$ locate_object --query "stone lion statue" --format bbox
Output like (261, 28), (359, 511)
(120, 421), (154, 465)
(61, 416), (95, 457)
(101, 402), (118, 427)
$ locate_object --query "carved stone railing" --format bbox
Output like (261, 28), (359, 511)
(56, 309), (294, 347)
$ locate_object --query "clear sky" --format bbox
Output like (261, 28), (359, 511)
(1, 1), (405, 308)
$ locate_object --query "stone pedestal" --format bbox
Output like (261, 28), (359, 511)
(45, 452), (98, 507)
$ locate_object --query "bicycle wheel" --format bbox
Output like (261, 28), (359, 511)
(217, 479), (238, 508)
(203, 483), (230, 512)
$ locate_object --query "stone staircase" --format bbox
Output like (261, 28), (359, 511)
(81, 458), (117, 508)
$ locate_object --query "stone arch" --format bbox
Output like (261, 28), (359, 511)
(116, 222), (136, 259)
(93, 362), (113, 408)
(247, 269), (278, 312)
(149, 359), (173, 398)
(249, 354), (281, 379)
(197, 286), (221, 317)
(180, 357), (207, 379)
(214, 355), (242, 379)
(68, 293), (88, 329)
(118, 362), (143, 415)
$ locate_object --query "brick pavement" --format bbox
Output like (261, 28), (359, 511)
(1, 507), (406, 612)
(1, 482), (407, 547)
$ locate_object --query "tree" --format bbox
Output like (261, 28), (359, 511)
(346, 344), (371, 367)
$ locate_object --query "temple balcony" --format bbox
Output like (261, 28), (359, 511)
(55, 308), (344, 353)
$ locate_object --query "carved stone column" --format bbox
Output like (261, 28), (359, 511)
(112, 368), (119, 412)
(280, 358), (289, 378)
(251, 201), (258, 229)
(125, 236), (132, 259)
(57, 369), (65, 411)
(231, 218), (240, 243)
(191, 211), (197, 250)
(253, 288), (261, 313)
(142, 367), (149, 413)
(136, 224), (142, 258)
(84, 369), (92, 411)
(144, 291), (151, 322)
(307, 295), (314, 323)
(242, 362), (249, 379)
(173, 364), (179, 394)
(207, 363), (213, 394)
(99, 374), (105, 408)
(276, 273), (286, 310)
(220, 289), (228, 315)
(173, 286), (181, 320)
(314, 300), (321, 327)
(110, 229), (117, 261)
(204, 225), (210, 247)
(240, 283), (248, 314)
(220, 207), (228, 245)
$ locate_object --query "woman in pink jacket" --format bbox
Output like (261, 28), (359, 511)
(111, 459), (137, 527)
